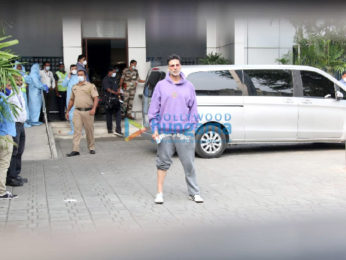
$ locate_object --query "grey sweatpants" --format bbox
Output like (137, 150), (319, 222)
(156, 133), (200, 196)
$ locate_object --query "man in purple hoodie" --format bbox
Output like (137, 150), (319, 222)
(148, 54), (203, 204)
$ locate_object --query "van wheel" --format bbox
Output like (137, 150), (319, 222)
(195, 125), (227, 158)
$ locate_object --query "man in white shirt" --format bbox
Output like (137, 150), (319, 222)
(6, 76), (28, 187)
(40, 61), (56, 121)
(339, 71), (346, 87)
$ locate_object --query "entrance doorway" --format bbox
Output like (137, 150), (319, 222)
(83, 38), (127, 83)
(82, 38), (127, 117)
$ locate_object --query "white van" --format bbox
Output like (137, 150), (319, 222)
(142, 65), (346, 158)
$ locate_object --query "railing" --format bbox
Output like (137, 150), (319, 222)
(41, 92), (58, 159)
(146, 57), (203, 67)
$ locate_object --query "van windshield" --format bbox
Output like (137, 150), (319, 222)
(144, 71), (166, 97)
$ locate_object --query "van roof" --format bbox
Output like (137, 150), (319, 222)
(149, 64), (344, 89)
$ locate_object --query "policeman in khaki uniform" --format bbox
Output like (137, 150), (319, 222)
(65, 70), (99, 157)
(119, 59), (145, 119)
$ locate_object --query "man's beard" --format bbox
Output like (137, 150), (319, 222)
(170, 71), (180, 77)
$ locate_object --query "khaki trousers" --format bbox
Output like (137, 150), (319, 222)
(72, 110), (95, 152)
(0, 135), (13, 195)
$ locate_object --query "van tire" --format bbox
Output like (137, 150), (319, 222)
(195, 125), (227, 158)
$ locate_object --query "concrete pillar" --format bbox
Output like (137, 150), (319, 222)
(206, 17), (218, 55)
(234, 18), (247, 65)
(127, 17), (146, 79)
(127, 17), (147, 116)
(62, 17), (82, 69)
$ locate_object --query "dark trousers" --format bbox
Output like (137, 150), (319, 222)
(56, 91), (67, 120)
(7, 122), (25, 181)
(106, 106), (122, 133)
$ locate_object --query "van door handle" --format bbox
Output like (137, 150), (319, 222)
(302, 100), (312, 105)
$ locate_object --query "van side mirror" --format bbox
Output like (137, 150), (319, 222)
(336, 91), (344, 101)
(324, 94), (332, 99)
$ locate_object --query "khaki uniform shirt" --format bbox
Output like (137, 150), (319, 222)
(70, 82), (99, 109)
(121, 68), (139, 88)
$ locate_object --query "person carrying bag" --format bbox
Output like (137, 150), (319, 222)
(102, 67), (123, 136)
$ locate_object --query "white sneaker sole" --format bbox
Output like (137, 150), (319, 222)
(0, 196), (18, 200)
(113, 132), (124, 137)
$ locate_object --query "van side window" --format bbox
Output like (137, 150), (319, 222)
(144, 71), (166, 97)
(187, 71), (242, 96)
(242, 70), (293, 97)
(301, 71), (335, 98)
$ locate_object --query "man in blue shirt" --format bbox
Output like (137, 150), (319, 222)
(0, 85), (18, 199)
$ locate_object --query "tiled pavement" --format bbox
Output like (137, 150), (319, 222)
(2, 138), (346, 235)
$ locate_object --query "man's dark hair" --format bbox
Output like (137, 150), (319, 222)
(167, 54), (181, 64)
(70, 64), (76, 69)
(342, 71), (346, 76)
(77, 54), (86, 61)
(108, 67), (115, 73)
(43, 61), (50, 66)
(130, 59), (137, 64)
(77, 69), (86, 75)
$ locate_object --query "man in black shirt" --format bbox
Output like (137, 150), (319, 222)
(102, 67), (123, 136)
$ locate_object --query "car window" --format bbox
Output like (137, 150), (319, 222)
(242, 70), (293, 97)
(187, 70), (242, 96)
(144, 71), (166, 97)
(301, 71), (335, 98)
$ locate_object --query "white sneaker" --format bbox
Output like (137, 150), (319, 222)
(154, 193), (164, 204)
(190, 194), (204, 203)
(0, 191), (18, 200)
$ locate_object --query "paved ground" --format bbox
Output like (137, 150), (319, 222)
(22, 124), (51, 161)
(2, 134), (346, 236)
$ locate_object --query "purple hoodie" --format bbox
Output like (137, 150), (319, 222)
(148, 72), (199, 134)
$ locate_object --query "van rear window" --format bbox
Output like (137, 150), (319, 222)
(144, 71), (166, 97)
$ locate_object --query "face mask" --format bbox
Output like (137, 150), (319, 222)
(71, 69), (77, 75)
(45, 66), (50, 71)
(343, 77), (346, 82)
(111, 73), (116, 77)
(78, 76), (85, 82)
(131, 66), (136, 70)
(83, 60), (87, 66)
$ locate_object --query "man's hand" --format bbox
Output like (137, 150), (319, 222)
(89, 109), (96, 116)
(152, 130), (159, 141)
(65, 111), (69, 120)
(43, 84), (49, 93)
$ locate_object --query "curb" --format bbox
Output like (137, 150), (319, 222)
(46, 122), (58, 159)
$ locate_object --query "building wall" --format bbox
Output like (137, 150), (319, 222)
(145, 3), (206, 65)
(242, 18), (295, 64)
(207, 11), (295, 65)
(2, 5), (63, 57)
(205, 5), (235, 64)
